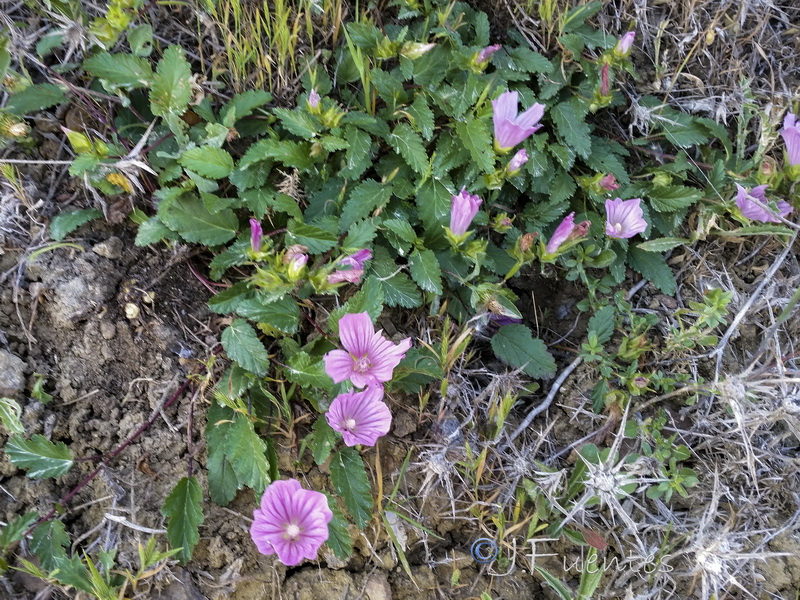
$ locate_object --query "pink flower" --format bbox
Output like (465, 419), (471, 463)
(614, 31), (635, 57)
(781, 112), (800, 166)
(324, 312), (412, 388)
(506, 148), (529, 174)
(307, 89), (321, 111)
(450, 188), (482, 236)
(605, 198), (647, 239)
(326, 384), (391, 446)
(492, 90), (545, 152)
(734, 184), (792, 223)
(546, 212), (576, 254)
(250, 479), (332, 566)
(250, 218), (262, 253)
(327, 249), (372, 284)
(477, 44), (501, 64)
(599, 173), (619, 191)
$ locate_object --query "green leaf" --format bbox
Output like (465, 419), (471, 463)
(323, 493), (353, 559)
(161, 476), (204, 564)
(236, 296), (299, 334)
(0, 512), (38, 548)
(343, 219), (378, 249)
(150, 46), (192, 118)
(220, 90), (272, 124)
(82, 52), (152, 90)
(329, 277), (385, 332)
(647, 185), (703, 212)
(273, 107), (319, 139)
(6, 434), (73, 479)
(206, 403), (239, 506)
(490, 325), (556, 379)
(286, 219), (338, 253)
(311, 415), (337, 465)
(49, 209), (103, 242)
(637, 237), (690, 252)
(339, 126), (372, 180)
(372, 252), (422, 308)
(6, 83), (66, 116)
(224, 414), (270, 494)
(285, 352), (333, 391)
(715, 224), (794, 237)
(455, 119), (494, 173)
(340, 180), (393, 232)
(0, 397), (24, 435)
(626, 247), (676, 295)
(158, 194), (238, 245)
(587, 305), (616, 345)
(506, 47), (552, 73)
(127, 24), (153, 57)
(179, 147), (234, 180)
(387, 123), (428, 175)
(408, 248), (443, 294)
(551, 99), (591, 159)
(406, 94), (435, 140)
(30, 520), (70, 571)
(330, 447), (373, 529)
(221, 319), (270, 376)
(135, 216), (177, 246)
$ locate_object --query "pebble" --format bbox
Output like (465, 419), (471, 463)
(0, 350), (27, 398)
(92, 237), (123, 260)
(99, 321), (116, 340)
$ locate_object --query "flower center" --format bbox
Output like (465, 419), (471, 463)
(285, 523), (301, 541)
(613, 222), (623, 233)
(354, 355), (372, 373)
(345, 418), (357, 431)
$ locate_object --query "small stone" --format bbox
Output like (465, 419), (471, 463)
(362, 571), (392, 600)
(0, 350), (27, 398)
(125, 303), (140, 319)
(99, 321), (116, 340)
(92, 236), (123, 260)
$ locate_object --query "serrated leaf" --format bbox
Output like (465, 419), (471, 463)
(551, 99), (591, 159)
(135, 216), (177, 246)
(330, 447), (373, 529)
(220, 90), (272, 124)
(340, 126), (372, 180)
(150, 46), (192, 118)
(237, 296), (300, 334)
(637, 237), (690, 252)
(455, 119), (494, 173)
(342, 219), (378, 249)
(158, 194), (238, 245)
(224, 413), (270, 493)
(0, 397), (24, 435)
(407, 94), (435, 140)
(6, 83), (66, 116)
(408, 248), (442, 294)
(179, 147), (234, 179)
(285, 352), (333, 391)
(0, 511), (38, 548)
(587, 305), (616, 345)
(507, 47), (552, 73)
(273, 107), (319, 139)
(340, 180), (393, 232)
(627, 247), (676, 295)
(49, 209), (103, 241)
(286, 219), (338, 253)
(387, 122), (428, 174)
(329, 277), (385, 333)
(83, 52), (152, 90)
(490, 325), (556, 379)
(6, 435), (73, 479)
(161, 476), (204, 564)
(323, 493), (353, 559)
(30, 520), (69, 570)
(312, 415), (337, 465)
(221, 319), (270, 376)
(206, 440), (238, 506)
(647, 185), (703, 212)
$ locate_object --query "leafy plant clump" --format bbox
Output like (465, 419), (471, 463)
(0, 0), (798, 594)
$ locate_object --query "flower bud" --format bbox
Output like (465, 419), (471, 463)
(506, 148), (529, 175)
(400, 42), (436, 59)
(613, 31), (635, 57)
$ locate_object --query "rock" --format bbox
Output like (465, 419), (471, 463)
(92, 236), (123, 260)
(0, 350), (26, 398)
(362, 571), (392, 600)
(283, 568), (357, 600)
(99, 321), (116, 340)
